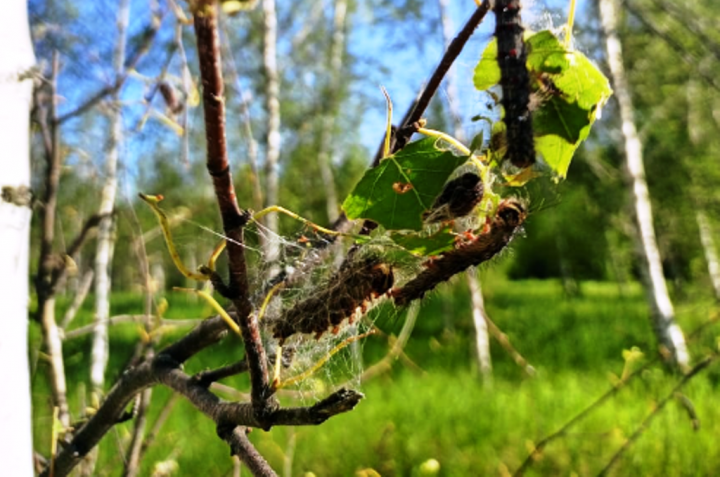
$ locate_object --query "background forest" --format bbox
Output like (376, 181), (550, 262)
(14, 0), (720, 475)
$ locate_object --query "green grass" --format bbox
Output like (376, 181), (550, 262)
(30, 275), (720, 476)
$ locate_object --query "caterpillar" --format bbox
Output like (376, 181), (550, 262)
(272, 257), (394, 343)
(393, 198), (527, 306)
(494, 0), (535, 169)
(422, 172), (484, 224)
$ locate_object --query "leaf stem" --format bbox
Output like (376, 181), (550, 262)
(565, 0), (577, 50)
(173, 287), (242, 337)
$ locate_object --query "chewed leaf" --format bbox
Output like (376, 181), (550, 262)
(527, 32), (612, 111)
(342, 138), (467, 231)
(474, 29), (612, 178)
(390, 226), (457, 256)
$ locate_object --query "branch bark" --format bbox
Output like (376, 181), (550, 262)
(43, 315), (361, 477)
(193, 2), (273, 427)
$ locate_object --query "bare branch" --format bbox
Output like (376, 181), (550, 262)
(192, 5), (271, 419)
(388, 0), (491, 156)
(63, 315), (201, 340)
(514, 314), (720, 476)
(60, 269), (94, 329)
(122, 388), (152, 477)
(597, 354), (717, 476)
(218, 427), (276, 477)
(56, 13), (164, 124)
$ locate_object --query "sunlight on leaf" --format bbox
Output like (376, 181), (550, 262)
(473, 30), (612, 179)
(342, 138), (467, 231)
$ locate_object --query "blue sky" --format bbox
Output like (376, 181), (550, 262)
(31, 0), (592, 193)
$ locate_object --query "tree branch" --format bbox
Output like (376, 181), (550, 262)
(56, 12), (164, 124)
(390, 0), (491, 156)
(514, 314), (720, 476)
(597, 354), (717, 476)
(192, 4), (272, 421)
(218, 427), (276, 477)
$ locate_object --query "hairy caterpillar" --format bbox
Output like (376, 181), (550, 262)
(494, 0), (535, 169)
(393, 198), (527, 306)
(423, 172), (484, 224)
(272, 257), (394, 343)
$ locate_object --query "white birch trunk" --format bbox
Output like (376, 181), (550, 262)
(262, 0), (281, 267)
(600, 0), (690, 369)
(437, 0), (493, 375)
(686, 80), (720, 301)
(0, 0), (35, 473)
(316, 0), (346, 223)
(696, 211), (720, 300)
(91, 0), (130, 395)
(468, 272), (492, 378)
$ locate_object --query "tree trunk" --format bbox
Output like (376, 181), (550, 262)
(437, 0), (493, 376)
(91, 0), (130, 397)
(315, 0), (347, 224)
(696, 211), (720, 301)
(0, 0), (35, 473)
(599, 0), (690, 370)
(262, 0), (281, 268)
(686, 79), (720, 301)
(468, 272), (492, 379)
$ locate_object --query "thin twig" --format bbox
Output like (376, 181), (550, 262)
(62, 315), (202, 340)
(484, 314), (535, 376)
(122, 388), (152, 477)
(57, 12), (164, 124)
(361, 303), (420, 381)
(597, 354), (717, 476)
(139, 393), (180, 457)
(513, 313), (720, 476)
(623, 0), (720, 93)
(60, 270), (94, 329)
(388, 0), (491, 156)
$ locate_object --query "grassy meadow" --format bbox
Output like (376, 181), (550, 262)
(30, 273), (720, 476)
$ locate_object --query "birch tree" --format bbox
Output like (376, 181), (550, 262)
(599, 0), (690, 369)
(0, 1), (35, 474)
(91, 0), (130, 400)
(437, 0), (492, 376)
(687, 80), (720, 301)
(315, 0), (347, 224)
(262, 0), (281, 267)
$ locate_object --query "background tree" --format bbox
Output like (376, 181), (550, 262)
(22, 0), (720, 475)
(0, 1), (35, 474)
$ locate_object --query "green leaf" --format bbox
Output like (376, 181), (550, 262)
(342, 138), (467, 231)
(473, 39), (500, 91)
(533, 96), (593, 143)
(473, 29), (612, 178)
(525, 30), (572, 74)
(535, 123), (590, 179)
(390, 226), (457, 256)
